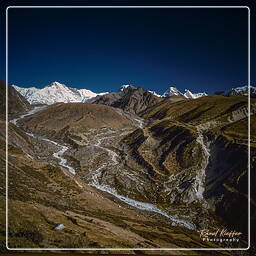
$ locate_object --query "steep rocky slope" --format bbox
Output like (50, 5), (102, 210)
(111, 87), (163, 115)
(89, 86), (163, 116)
(0, 80), (31, 120)
(124, 95), (255, 244)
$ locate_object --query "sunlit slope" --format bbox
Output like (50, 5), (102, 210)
(18, 103), (136, 141)
(0, 127), (224, 251)
(121, 95), (255, 241)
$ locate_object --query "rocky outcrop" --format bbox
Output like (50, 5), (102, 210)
(203, 132), (254, 239)
(89, 86), (162, 116)
(121, 121), (211, 204)
(112, 87), (162, 115)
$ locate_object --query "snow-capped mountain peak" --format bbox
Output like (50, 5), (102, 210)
(52, 81), (63, 86)
(184, 89), (207, 99)
(120, 84), (137, 92)
(183, 89), (195, 98)
(149, 90), (161, 97)
(12, 82), (108, 105)
(45, 81), (68, 90)
(227, 85), (256, 97)
(12, 81), (209, 105)
(162, 86), (207, 99)
(78, 88), (108, 102)
(162, 87), (183, 97)
(12, 85), (39, 99)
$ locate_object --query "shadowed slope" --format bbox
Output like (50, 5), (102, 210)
(89, 87), (163, 116)
(0, 80), (31, 120)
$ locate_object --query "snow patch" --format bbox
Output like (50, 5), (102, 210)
(54, 224), (64, 230)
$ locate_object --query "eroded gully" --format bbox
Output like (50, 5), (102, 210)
(11, 106), (195, 230)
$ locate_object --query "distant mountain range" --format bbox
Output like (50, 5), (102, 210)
(162, 86), (207, 99)
(12, 82), (254, 105)
(12, 82), (207, 105)
(226, 85), (256, 97)
(12, 82), (108, 105)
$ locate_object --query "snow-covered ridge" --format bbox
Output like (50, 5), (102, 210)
(12, 82), (108, 105)
(120, 84), (161, 97)
(163, 86), (207, 99)
(119, 84), (137, 92)
(13, 82), (208, 105)
(149, 90), (161, 97)
(162, 87), (183, 97)
(183, 89), (207, 99)
(227, 85), (256, 97)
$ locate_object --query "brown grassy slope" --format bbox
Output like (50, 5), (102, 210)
(143, 95), (251, 124)
(19, 103), (135, 139)
(134, 95), (255, 243)
(0, 80), (31, 120)
(219, 113), (256, 145)
(0, 132), (226, 251)
(143, 95), (255, 145)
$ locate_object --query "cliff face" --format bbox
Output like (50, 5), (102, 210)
(203, 132), (251, 235)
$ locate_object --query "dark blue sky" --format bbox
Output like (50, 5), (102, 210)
(6, 7), (249, 94)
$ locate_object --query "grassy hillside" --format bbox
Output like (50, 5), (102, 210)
(19, 103), (136, 141)
(143, 95), (255, 145)
(120, 95), (254, 245)
(0, 127), (226, 251)
(144, 95), (249, 122)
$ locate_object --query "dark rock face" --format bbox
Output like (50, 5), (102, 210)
(86, 85), (137, 106)
(87, 91), (124, 106)
(119, 84), (137, 93)
(0, 80), (31, 120)
(112, 87), (163, 115)
(204, 133), (253, 238)
(88, 87), (162, 116)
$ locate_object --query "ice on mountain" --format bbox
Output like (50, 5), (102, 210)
(12, 82), (107, 105)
